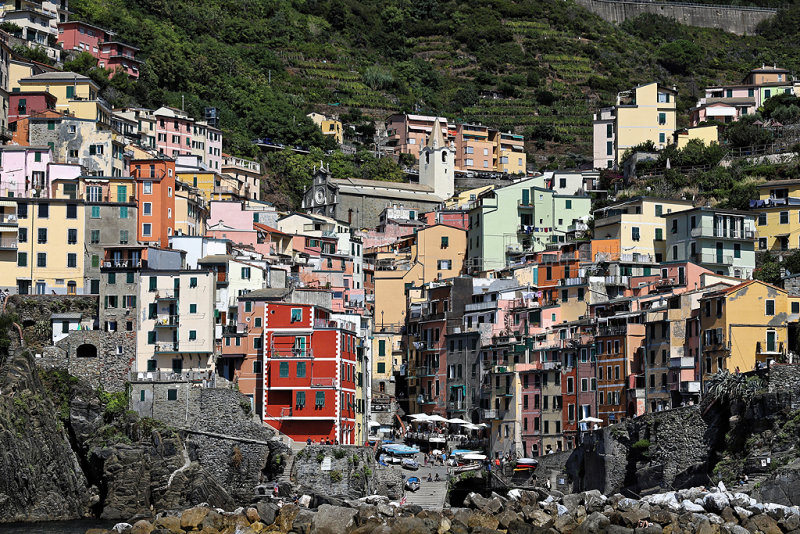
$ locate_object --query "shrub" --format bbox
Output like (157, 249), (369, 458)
(316, 452), (325, 463)
(329, 470), (343, 482)
(334, 448), (346, 459)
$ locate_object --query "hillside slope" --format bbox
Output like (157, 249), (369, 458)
(68, 0), (800, 161)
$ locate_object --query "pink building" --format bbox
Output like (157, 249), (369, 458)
(57, 21), (141, 78)
(205, 124), (223, 172)
(386, 114), (452, 157)
(154, 106), (194, 159)
(208, 200), (277, 231)
(0, 146), (52, 198)
(690, 86), (756, 126)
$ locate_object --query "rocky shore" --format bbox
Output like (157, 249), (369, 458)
(86, 481), (800, 534)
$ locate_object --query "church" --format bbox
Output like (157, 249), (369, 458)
(302, 119), (455, 230)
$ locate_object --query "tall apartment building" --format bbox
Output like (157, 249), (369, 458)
(56, 20), (140, 78)
(592, 82), (677, 169)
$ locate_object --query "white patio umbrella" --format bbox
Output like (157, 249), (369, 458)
(408, 413), (430, 421)
(448, 418), (471, 424)
(579, 417), (603, 424)
(426, 414), (449, 423)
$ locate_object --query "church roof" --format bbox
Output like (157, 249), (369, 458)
(329, 177), (444, 203)
(427, 118), (446, 149)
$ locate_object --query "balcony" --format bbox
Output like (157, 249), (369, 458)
(448, 401), (466, 412)
(620, 253), (655, 263)
(415, 365), (438, 377)
(310, 377), (337, 388)
(271, 348), (314, 359)
(154, 342), (180, 354)
(0, 214), (18, 227)
(756, 341), (785, 356)
(465, 301), (499, 313)
(155, 290), (179, 301)
(495, 386), (513, 397)
(680, 381), (701, 393)
(690, 227), (755, 240)
(558, 276), (585, 287)
(418, 395), (437, 405)
(154, 315), (179, 328)
(482, 409), (497, 419)
(694, 253), (735, 266)
(0, 238), (16, 250)
(597, 326), (627, 337)
(604, 275), (630, 286)
(103, 259), (142, 269)
(669, 356), (695, 369)
(541, 361), (562, 371)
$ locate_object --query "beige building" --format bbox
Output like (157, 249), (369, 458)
(307, 112), (343, 144)
(593, 197), (694, 261)
(593, 82), (677, 168)
(17, 71), (111, 125)
(136, 270), (216, 373)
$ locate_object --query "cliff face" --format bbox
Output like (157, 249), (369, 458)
(0, 349), (91, 522)
(0, 346), (287, 523)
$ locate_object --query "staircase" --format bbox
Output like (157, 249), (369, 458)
(403, 471), (448, 510)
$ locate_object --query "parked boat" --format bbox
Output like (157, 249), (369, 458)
(405, 476), (421, 491)
(402, 458), (420, 470)
(515, 458), (538, 471)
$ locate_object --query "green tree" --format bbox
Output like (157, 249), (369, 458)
(656, 39), (703, 75)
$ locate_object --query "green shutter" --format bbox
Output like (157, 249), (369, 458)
(147, 331), (155, 344)
(378, 339), (385, 356)
(127, 272), (134, 283)
(150, 276), (157, 291)
(66, 86), (75, 98)
(117, 186), (127, 203)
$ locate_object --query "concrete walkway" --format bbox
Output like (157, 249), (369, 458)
(401, 461), (449, 510)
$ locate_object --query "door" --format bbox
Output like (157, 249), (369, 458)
(17, 280), (30, 295)
(767, 331), (776, 353)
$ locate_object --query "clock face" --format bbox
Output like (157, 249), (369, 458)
(315, 189), (324, 204)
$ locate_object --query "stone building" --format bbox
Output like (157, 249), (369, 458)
(85, 196), (138, 295)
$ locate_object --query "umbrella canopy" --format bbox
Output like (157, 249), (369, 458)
(579, 417), (603, 424)
(475, 423), (489, 428)
(431, 449), (442, 455)
(408, 413), (430, 421)
(463, 453), (487, 461)
(448, 418), (471, 424)
(462, 424), (480, 430)
(368, 421), (381, 427)
(426, 414), (449, 422)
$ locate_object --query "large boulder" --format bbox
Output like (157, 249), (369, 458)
(704, 492), (730, 514)
(576, 512), (610, 534)
(180, 506), (210, 530)
(312, 504), (358, 534)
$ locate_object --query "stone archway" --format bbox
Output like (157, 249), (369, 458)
(76, 343), (98, 358)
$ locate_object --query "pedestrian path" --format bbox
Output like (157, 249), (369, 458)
(402, 463), (448, 510)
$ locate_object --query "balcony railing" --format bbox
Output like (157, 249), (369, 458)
(680, 381), (701, 393)
(0, 238), (17, 249)
(690, 227), (755, 239)
(482, 409), (497, 419)
(597, 326), (627, 337)
(414, 365), (438, 377)
(154, 315), (179, 327)
(756, 341), (785, 355)
(695, 253), (734, 266)
(0, 215), (18, 225)
(557, 276), (585, 286)
(271, 348), (314, 359)
(154, 342), (180, 353)
(103, 259), (142, 269)
(310, 377), (337, 388)
(620, 253), (655, 263)
(465, 300), (499, 313)
(669, 356), (695, 369)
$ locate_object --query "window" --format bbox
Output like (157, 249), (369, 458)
(91, 255), (99, 268)
(279, 362), (289, 377)
(659, 132), (665, 144)
(17, 252), (26, 267)
(189, 304), (197, 313)
(766, 299), (775, 316)
(254, 317), (262, 327)
(38, 228), (47, 244)
(34, 151), (42, 163)
(296, 391), (305, 407)
(658, 112), (666, 125)
(441, 236), (449, 248)
(759, 238), (767, 250)
(290, 308), (302, 323)
(437, 260), (452, 270)
(120, 230), (128, 244)
(655, 228), (663, 241)
(91, 206), (100, 218)
(143, 202), (152, 216)
(142, 223), (152, 237)
(66, 204), (77, 219)
(606, 141), (613, 156)
(189, 277), (197, 288)
(793, 301), (799, 314)
(188, 330), (197, 340)
(126, 272), (134, 284)
(67, 253), (77, 268)
(780, 211), (789, 224)
(68, 229), (77, 244)
(167, 389), (177, 401)
(734, 243), (741, 259)
(37, 253), (46, 267)
(631, 227), (640, 241)
(377, 362), (386, 373)
(108, 272), (116, 284)
(315, 391), (325, 407)
(143, 182), (152, 194)
(241, 267), (251, 279)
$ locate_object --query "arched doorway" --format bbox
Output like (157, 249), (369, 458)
(76, 344), (97, 358)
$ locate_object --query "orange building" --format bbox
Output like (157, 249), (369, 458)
(130, 157), (176, 247)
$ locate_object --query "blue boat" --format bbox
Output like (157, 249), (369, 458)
(382, 444), (420, 455)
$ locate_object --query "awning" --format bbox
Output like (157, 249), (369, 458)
(0, 200), (15, 207)
(706, 107), (737, 117)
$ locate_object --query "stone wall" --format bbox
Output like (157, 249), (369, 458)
(291, 445), (402, 501)
(574, 0), (776, 35)
(768, 364), (800, 403)
(129, 381), (285, 503)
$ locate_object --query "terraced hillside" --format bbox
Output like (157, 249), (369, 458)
(69, 0), (800, 160)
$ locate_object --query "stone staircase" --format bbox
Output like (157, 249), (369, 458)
(403, 477), (448, 510)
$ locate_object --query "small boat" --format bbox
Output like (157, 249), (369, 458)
(405, 476), (421, 491)
(515, 458), (539, 470)
(402, 458), (420, 470)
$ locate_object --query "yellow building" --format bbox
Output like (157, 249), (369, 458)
(753, 179), (800, 252)
(6, 198), (86, 295)
(674, 125), (719, 150)
(17, 71), (111, 125)
(699, 280), (797, 380)
(593, 197), (694, 260)
(176, 170), (240, 202)
(496, 132), (526, 174)
(307, 112), (343, 144)
(174, 181), (207, 237)
(444, 185), (494, 209)
(614, 82), (677, 164)
(371, 224), (467, 330)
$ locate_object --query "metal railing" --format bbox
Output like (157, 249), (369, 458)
(155, 315), (179, 327)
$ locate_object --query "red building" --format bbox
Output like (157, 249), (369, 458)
(130, 157), (176, 247)
(57, 21), (141, 78)
(261, 302), (357, 444)
(9, 92), (56, 124)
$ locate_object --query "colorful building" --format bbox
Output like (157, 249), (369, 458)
(130, 156), (176, 247)
(56, 20), (141, 78)
(17, 72), (111, 125)
(307, 112), (343, 144)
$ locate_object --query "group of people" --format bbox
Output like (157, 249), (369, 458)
(306, 437), (340, 446)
